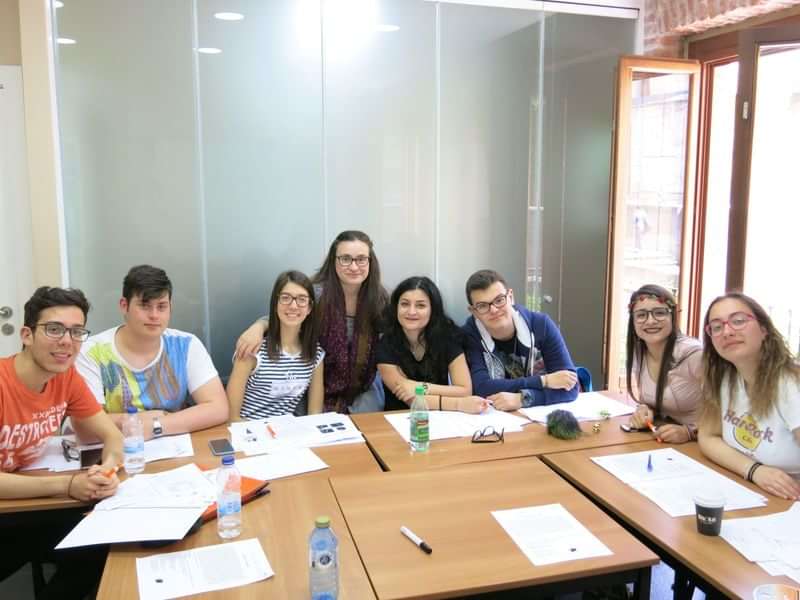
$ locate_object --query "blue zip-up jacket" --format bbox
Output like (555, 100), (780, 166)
(462, 304), (578, 407)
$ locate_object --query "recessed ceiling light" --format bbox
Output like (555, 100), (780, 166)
(54, 1), (64, 7)
(197, 47), (222, 54)
(376, 24), (399, 32)
(57, 37), (76, 45)
(214, 12), (244, 21)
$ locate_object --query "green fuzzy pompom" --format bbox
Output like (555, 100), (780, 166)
(546, 409), (582, 440)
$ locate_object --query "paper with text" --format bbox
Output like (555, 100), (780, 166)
(384, 408), (529, 442)
(520, 392), (634, 423)
(493, 504), (612, 566)
(136, 537), (273, 600)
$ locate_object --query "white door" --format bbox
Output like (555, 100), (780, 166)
(0, 66), (34, 357)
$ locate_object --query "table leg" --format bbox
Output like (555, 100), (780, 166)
(673, 567), (695, 600)
(632, 566), (652, 600)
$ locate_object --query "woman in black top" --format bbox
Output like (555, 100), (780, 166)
(376, 276), (489, 413)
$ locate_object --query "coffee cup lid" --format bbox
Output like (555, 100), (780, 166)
(693, 493), (726, 508)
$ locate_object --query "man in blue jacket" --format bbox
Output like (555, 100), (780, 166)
(462, 269), (578, 410)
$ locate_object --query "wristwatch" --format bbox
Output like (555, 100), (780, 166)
(421, 382), (430, 393)
(152, 417), (164, 437)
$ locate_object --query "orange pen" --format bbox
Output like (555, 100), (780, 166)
(646, 420), (662, 443)
(266, 424), (277, 439)
(102, 464), (122, 478)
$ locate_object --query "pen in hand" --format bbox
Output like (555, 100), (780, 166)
(400, 525), (432, 554)
(646, 420), (662, 443)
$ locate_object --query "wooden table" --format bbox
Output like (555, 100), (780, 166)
(350, 411), (651, 472)
(542, 441), (798, 599)
(0, 424), (381, 514)
(331, 456), (658, 599)
(94, 425), (381, 599)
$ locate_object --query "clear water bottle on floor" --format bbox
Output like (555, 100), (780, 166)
(410, 384), (430, 452)
(216, 455), (242, 539)
(122, 405), (145, 474)
(309, 515), (338, 600)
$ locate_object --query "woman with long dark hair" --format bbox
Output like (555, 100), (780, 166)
(699, 292), (800, 500)
(625, 284), (703, 443)
(377, 276), (488, 413)
(235, 231), (388, 413)
(227, 271), (323, 419)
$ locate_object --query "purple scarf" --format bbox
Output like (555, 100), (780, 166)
(319, 288), (378, 413)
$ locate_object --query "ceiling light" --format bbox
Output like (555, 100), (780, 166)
(214, 12), (244, 21)
(54, 1), (64, 7)
(197, 47), (222, 54)
(375, 24), (399, 32)
(57, 37), (76, 45)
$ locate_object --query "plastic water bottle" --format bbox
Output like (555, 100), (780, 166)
(309, 515), (338, 600)
(409, 384), (430, 452)
(122, 405), (145, 474)
(216, 454), (242, 539)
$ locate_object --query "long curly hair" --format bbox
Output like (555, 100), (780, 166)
(703, 292), (800, 419)
(381, 276), (462, 383)
(625, 284), (682, 417)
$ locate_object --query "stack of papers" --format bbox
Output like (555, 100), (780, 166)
(229, 412), (363, 456)
(493, 504), (612, 565)
(720, 503), (800, 584)
(57, 464), (215, 549)
(137, 538), (273, 600)
(384, 408), (530, 442)
(20, 433), (195, 473)
(520, 392), (634, 423)
(591, 448), (767, 517)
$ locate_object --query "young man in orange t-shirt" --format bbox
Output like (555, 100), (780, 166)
(0, 286), (123, 600)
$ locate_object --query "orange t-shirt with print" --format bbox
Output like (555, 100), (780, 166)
(0, 355), (101, 472)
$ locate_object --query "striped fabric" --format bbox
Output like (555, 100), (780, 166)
(240, 340), (325, 419)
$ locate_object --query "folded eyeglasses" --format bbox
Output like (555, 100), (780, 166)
(471, 426), (504, 444)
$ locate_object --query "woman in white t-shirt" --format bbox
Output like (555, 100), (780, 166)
(625, 284), (703, 443)
(699, 292), (800, 500)
(226, 271), (324, 420)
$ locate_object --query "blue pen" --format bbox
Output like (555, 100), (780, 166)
(647, 454), (653, 472)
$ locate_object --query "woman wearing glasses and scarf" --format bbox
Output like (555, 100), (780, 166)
(625, 284), (703, 443)
(698, 292), (800, 500)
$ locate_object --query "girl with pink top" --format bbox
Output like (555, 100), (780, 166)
(625, 284), (703, 443)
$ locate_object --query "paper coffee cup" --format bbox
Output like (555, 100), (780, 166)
(752, 584), (800, 600)
(693, 494), (725, 536)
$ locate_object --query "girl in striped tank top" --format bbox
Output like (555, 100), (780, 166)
(226, 271), (324, 419)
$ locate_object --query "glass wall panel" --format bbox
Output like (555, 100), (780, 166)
(438, 3), (542, 323)
(197, 0), (324, 370)
(538, 12), (637, 382)
(56, 1), (207, 336)
(323, 0), (436, 293)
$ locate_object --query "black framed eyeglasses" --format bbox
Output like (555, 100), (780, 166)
(277, 293), (311, 307)
(35, 321), (91, 342)
(471, 426), (504, 444)
(632, 308), (671, 324)
(336, 254), (370, 267)
(471, 292), (510, 315)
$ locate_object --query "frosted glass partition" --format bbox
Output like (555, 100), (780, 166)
(196, 0), (325, 369)
(438, 3), (543, 322)
(54, 1), (635, 379)
(323, 0), (437, 292)
(57, 1), (207, 337)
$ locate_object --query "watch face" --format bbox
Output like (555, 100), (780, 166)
(153, 420), (163, 435)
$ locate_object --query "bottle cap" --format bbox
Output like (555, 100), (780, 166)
(315, 515), (331, 528)
(415, 385), (425, 395)
(126, 405), (137, 414)
(221, 454), (235, 466)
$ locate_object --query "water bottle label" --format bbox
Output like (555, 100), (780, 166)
(124, 439), (144, 454)
(411, 415), (429, 443)
(218, 497), (241, 517)
(312, 551), (335, 570)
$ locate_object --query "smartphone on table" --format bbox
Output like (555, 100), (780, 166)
(208, 438), (235, 456)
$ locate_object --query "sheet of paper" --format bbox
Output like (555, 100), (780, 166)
(301, 412), (364, 446)
(144, 434), (195, 463)
(95, 463), (215, 511)
(230, 415), (325, 455)
(721, 503), (800, 565)
(207, 448), (328, 482)
(492, 503), (612, 566)
(18, 435), (78, 472)
(56, 505), (205, 549)
(591, 448), (708, 484)
(520, 392), (634, 423)
(136, 537), (274, 600)
(384, 408), (529, 443)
